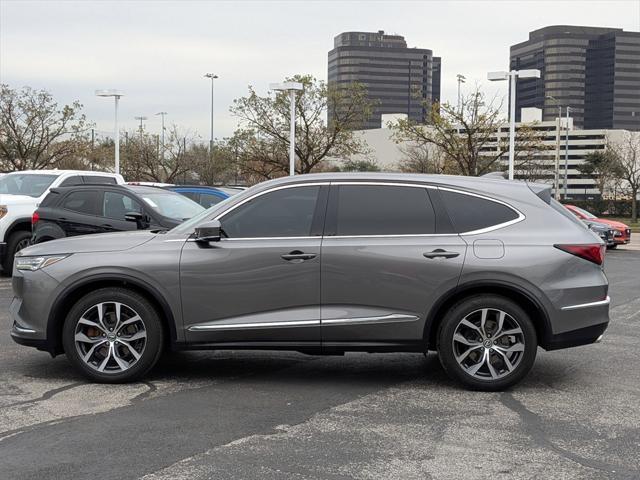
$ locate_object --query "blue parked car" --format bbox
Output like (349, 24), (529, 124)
(165, 185), (237, 209)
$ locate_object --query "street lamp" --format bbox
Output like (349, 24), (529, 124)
(546, 95), (562, 198)
(270, 82), (304, 176)
(204, 73), (218, 156)
(95, 89), (124, 174)
(488, 69), (541, 180)
(456, 74), (466, 114)
(156, 112), (168, 161)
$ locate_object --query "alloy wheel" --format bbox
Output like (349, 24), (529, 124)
(452, 308), (525, 380)
(74, 302), (147, 374)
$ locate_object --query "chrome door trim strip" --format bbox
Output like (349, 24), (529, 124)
(322, 313), (419, 326)
(561, 296), (610, 311)
(188, 319), (320, 332)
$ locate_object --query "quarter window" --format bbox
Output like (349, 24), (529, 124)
(62, 191), (99, 215)
(439, 190), (520, 233)
(333, 185), (435, 236)
(221, 186), (320, 238)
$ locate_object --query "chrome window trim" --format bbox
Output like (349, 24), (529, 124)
(561, 296), (610, 311)
(195, 179), (525, 240)
(322, 313), (419, 326)
(189, 319), (319, 332)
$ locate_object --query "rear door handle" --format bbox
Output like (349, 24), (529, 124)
(423, 249), (460, 259)
(281, 250), (317, 262)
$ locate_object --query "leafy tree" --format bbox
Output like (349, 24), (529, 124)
(229, 75), (374, 179)
(0, 84), (91, 171)
(391, 87), (547, 177)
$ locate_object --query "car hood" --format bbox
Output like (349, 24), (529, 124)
(595, 218), (629, 230)
(0, 194), (39, 205)
(19, 230), (157, 256)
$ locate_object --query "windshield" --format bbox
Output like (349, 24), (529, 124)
(170, 195), (235, 234)
(571, 205), (597, 219)
(0, 173), (57, 197)
(138, 192), (205, 221)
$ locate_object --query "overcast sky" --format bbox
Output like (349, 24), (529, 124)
(1, 0), (639, 141)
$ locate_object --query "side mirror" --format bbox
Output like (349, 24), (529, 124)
(125, 211), (146, 229)
(195, 220), (221, 243)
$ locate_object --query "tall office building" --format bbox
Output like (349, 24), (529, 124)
(328, 31), (441, 130)
(510, 25), (640, 131)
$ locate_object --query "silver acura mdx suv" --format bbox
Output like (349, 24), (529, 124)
(10, 173), (609, 390)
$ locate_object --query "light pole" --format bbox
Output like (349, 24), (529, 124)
(156, 112), (167, 160)
(204, 73), (218, 156)
(95, 89), (124, 174)
(488, 69), (541, 180)
(546, 95), (562, 199)
(456, 74), (466, 114)
(564, 106), (571, 199)
(134, 116), (147, 137)
(270, 82), (304, 176)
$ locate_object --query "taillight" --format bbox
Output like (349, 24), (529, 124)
(554, 243), (605, 265)
(31, 211), (40, 225)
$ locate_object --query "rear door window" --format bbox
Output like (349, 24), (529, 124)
(439, 189), (520, 233)
(62, 191), (99, 216)
(330, 185), (436, 236)
(59, 176), (84, 187)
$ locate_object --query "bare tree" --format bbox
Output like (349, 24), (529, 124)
(608, 132), (640, 222)
(391, 87), (547, 176)
(0, 84), (90, 171)
(398, 143), (447, 174)
(230, 74), (374, 179)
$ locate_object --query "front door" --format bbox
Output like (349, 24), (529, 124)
(320, 183), (467, 350)
(180, 184), (328, 348)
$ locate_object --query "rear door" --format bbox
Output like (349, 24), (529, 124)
(320, 182), (467, 349)
(57, 190), (102, 237)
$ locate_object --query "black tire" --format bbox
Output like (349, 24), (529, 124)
(2, 230), (32, 275)
(609, 244), (618, 249)
(62, 288), (164, 383)
(437, 295), (537, 391)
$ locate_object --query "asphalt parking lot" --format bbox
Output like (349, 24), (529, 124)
(0, 248), (639, 480)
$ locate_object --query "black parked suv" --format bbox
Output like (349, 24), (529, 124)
(32, 184), (204, 244)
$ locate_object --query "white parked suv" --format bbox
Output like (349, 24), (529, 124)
(0, 170), (124, 273)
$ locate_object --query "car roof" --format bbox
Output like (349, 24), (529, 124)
(249, 172), (549, 199)
(4, 170), (117, 176)
(51, 184), (172, 195)
(168, 185), (228, 194)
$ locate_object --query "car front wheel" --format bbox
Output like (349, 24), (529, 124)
(437, 295), (537, 391)
(62, 288), (164, 383)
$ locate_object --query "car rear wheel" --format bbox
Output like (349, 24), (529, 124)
(437, 295), (537, 391)
(62, 288), (164, 383)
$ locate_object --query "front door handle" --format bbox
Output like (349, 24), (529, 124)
(423, 249), (460, 259)
(281, 250), (317, 262)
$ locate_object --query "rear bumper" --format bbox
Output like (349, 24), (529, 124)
(545, 321), (608, 350)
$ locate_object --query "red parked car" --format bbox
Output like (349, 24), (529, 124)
(564, 204), (631, 247)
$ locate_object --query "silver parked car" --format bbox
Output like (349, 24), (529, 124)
(10, 173), (609, 390)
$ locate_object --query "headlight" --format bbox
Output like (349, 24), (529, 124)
(15, 255), (69, 271)
(0, 205), (7, 220)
